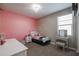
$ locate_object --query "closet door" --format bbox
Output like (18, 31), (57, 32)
(77, 4), (79, 52)
(73, 3), (79, 52)
(72, 3), (78, 49)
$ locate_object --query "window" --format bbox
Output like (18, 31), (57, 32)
(57, 14), (72, 35)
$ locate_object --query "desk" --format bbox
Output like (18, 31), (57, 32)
(0, 39), (28, 56)
(55, 37), (69, 49)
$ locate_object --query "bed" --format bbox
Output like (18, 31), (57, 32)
(32, 36), (51, 46)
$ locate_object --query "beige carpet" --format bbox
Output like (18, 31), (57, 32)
(25, 42), (76, 56)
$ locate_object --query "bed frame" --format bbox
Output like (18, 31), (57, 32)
(32, 38), (51, 46)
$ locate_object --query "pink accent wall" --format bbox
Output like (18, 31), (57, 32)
(0, 10), (37, 41)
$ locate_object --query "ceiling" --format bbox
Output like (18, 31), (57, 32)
(0, 3), (72, 19)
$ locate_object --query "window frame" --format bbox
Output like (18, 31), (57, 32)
(57, 14), (72, 36)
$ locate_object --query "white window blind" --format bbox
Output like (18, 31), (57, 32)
(58, 14), (72, 35)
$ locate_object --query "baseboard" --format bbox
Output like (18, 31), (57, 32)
(76, 49), (79, 53)
(50, 41), (55, 45)
(50, 41), (76, 51)
(76, 50), (79, 53)
(68, 47), (76, 51)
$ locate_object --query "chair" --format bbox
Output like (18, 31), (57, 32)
(0, 33), (5, 45)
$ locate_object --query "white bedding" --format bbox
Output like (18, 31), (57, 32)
(42, 37), (49, 43)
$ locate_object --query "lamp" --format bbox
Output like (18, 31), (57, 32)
(31, 4), (42, 12)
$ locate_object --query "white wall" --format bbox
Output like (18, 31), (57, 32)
(37, 8), (72, 43)
(38, 15), (57, 42)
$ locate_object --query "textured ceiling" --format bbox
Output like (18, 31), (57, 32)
(0, 3), (72, 19)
